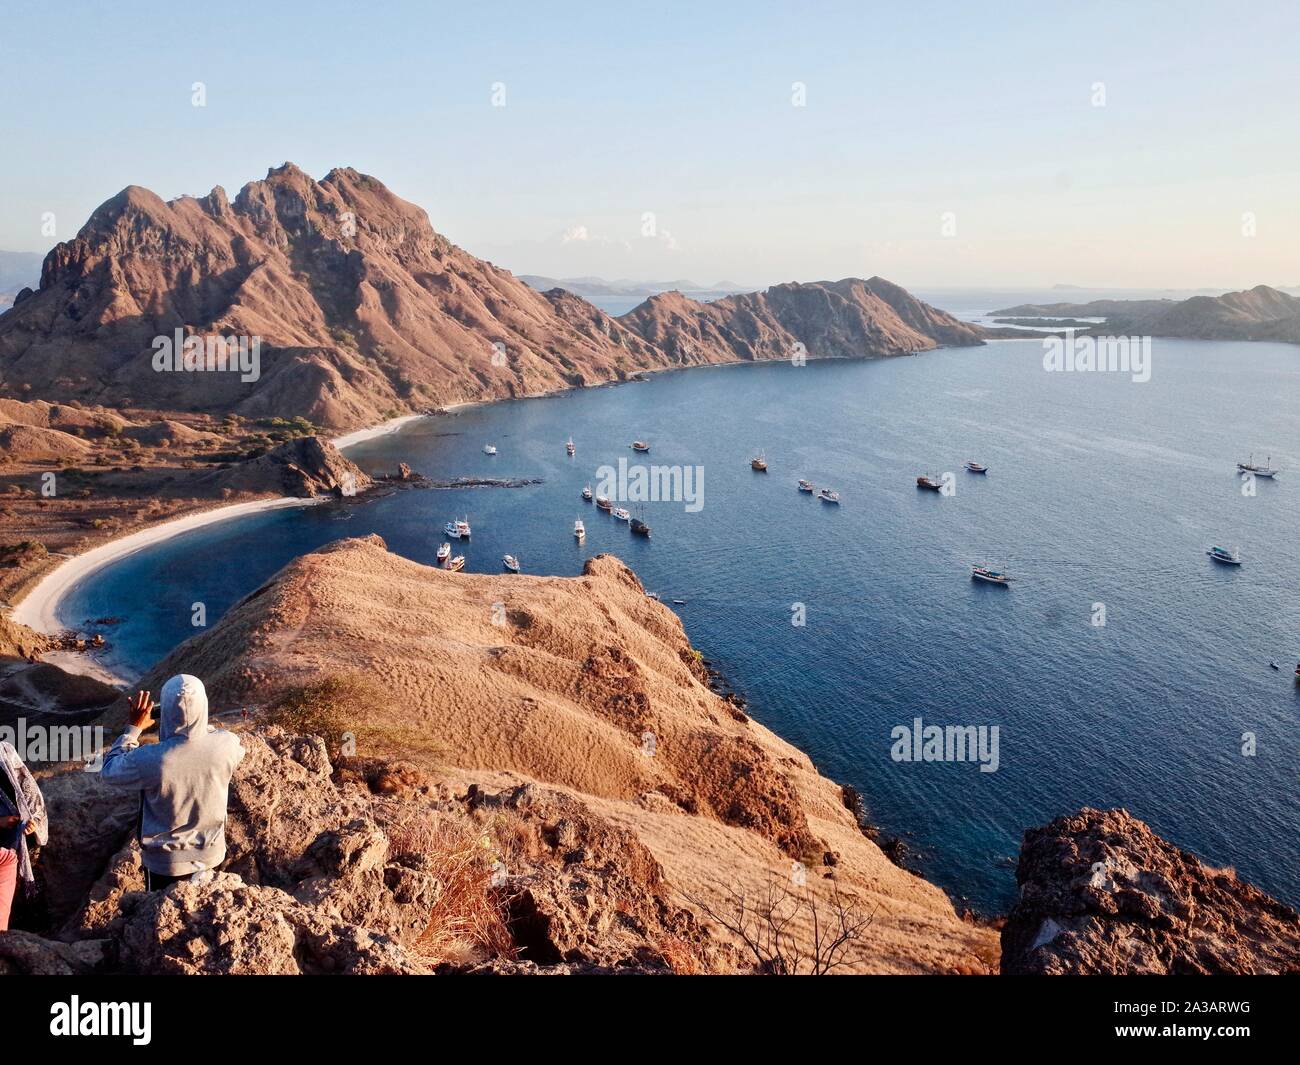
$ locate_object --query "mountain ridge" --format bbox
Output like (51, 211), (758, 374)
(0, 164), (984, 429)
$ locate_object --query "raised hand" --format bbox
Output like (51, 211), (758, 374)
(129, 690), (156, 731)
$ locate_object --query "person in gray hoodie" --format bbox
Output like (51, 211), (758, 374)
(100, 674), (244, 890)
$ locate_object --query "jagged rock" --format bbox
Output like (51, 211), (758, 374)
(1002, 808), (1300, 975)
(115, 873), (429, 975)
(0, 930), (109, 975)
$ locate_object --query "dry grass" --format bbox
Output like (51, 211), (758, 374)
(656, 935), (711, 975)
(410, 820), (517, 965)
(263, 673), (386, 758)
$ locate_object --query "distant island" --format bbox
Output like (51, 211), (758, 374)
(993, 285), (1300, 344)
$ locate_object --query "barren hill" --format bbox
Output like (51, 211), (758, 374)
(128, 534), (997, 974)
(0, 165), (984, 430)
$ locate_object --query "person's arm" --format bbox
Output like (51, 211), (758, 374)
(10, 757), (48, 847)
(99, 691), (157, 789)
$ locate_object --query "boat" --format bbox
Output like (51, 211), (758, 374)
(630, 517), (651, 537)
(971, 565), (1013, 585)
(1236, 454), (1278, 478)
(964, 461), (988, 473)
(612, 507), (631, 521)
(443, 517), (472, 539)
(483, 445), (497, 455)
(631, 441), (651, 452)
(446, 555), (466, 572)
(818, 488), (840, 504)
(581, 484), (593, 501)
(436, 542), (451, 563)
(1270, 661), (1280, 671)
(503, 554), (520, 573)
(565, 438), (575, 456)
(797, 479), (815, 492)
(595, 496), (613, 512)
(750, 452), (768, 472)
(574, 519), (585, 541)
(916, 475), (943, 491)
(646, 591), (660, 601)
(672, 599), (687, 605)
(1206, 545), (1242, 565)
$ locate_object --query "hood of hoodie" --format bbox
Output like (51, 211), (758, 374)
(160, 674), (209, 740)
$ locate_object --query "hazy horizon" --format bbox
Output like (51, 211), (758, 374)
(2, 0), (1298, 291)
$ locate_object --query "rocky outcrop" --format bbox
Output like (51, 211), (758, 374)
(197, 435), (370, 498)
(0, 165), (986, 429)
(6, 725), (718, 975)
(1002, 808), (1300, 975)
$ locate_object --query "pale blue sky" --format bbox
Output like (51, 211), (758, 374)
(2, 0), (1297, 288)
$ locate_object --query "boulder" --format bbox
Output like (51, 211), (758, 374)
(1002, 808), (1300, 975)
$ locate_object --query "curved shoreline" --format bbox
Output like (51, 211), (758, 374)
(12, 497), (322, 682)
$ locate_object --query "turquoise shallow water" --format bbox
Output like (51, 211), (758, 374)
(61, 338), (1300, 913)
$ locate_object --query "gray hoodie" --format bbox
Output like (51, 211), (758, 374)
(100, 675), (245, 876)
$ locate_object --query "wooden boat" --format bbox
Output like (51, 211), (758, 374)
(971, 565), (1012, 585)
(916, 475), (943, 491)
(446, 555), (466, 572)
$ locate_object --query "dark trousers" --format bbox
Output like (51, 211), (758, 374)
(144, 868), (193, 892)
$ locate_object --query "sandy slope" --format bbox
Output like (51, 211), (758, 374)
(138, 534), (997, 973)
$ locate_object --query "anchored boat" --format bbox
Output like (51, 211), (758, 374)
(595, 496), (613, 512)
(916, 475), (943, 491)
(818, 488), (840, 504)
(750, 452), (768, 471)
(1206, 545), (1242, 565)
(613, 506), (631, 521)
(631, 441), (651, 452)
(971, 565), (1013, 585)
(630, 516), (651, 537)
(503, 554), (520, 573)
(798, 479), (815, 492)
(964, 461), (988, 473)
(574, 519), (585, 541)
(582, 484), (593, 501)
(443, 517), (472, 539)
(566, 438), (576, 456)
(446, 555), (466, 572)
(436, 542), (451, 563)
(482, 445), (497, 455)
(1236, 454), (1278, 478)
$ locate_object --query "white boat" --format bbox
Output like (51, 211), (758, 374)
(566, 438), (576, 456)
(971, 565), (1013, 585)
(483, 445), (497, 455)
(798, 479), (815, 492)
(582, 484), (593, 501)
(964, 461), (988, 474)
(443, 517), (471, 539)
(613, 506), (631, 521)
(631, 441), (650, 452)
(1236, 454), (1277, 478)
(503, 554), (520, 573)
(1206, 545), (1242, 565)
(446, 555), (466, 572)
(436, 542), (451, 562)
(574, 519), (586, 540)
(818, 488), (840, 504)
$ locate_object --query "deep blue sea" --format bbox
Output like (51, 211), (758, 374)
(59, 338), (1300, 913)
